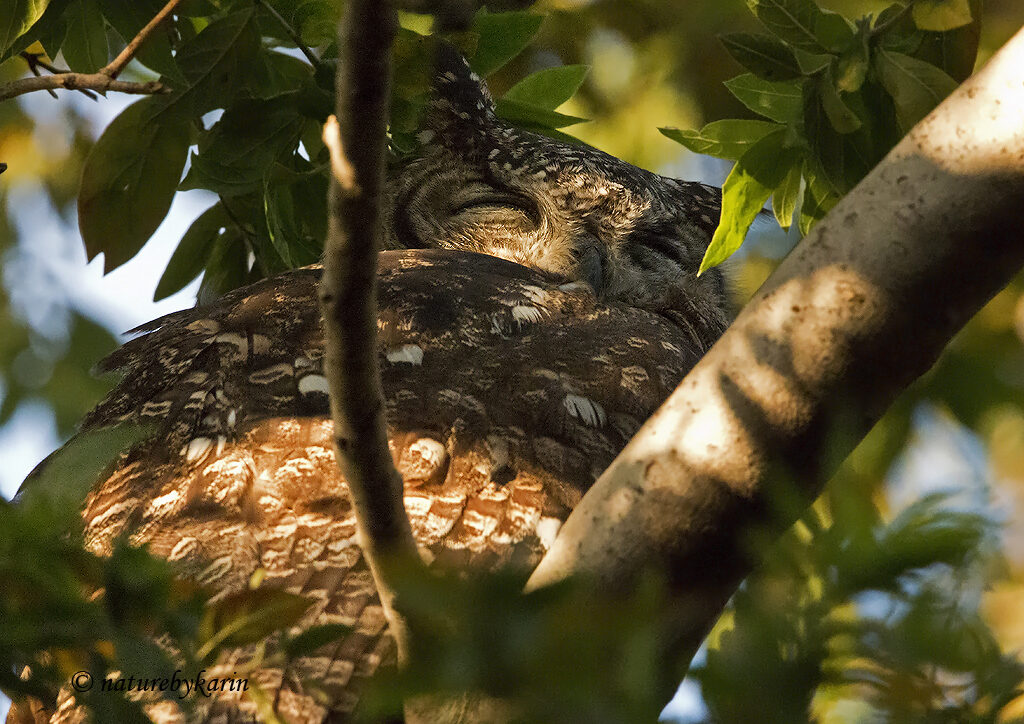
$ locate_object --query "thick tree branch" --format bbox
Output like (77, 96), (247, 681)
(0, 0), (181, 103)
(319, 0), (422, 664)
(527, 23), (1024, 701)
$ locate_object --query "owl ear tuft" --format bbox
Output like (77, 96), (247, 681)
(422, 41), (495, 143)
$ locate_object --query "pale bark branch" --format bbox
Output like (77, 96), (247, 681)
(318, 0), (422, 665)
(0, 73), (167, 103)
(527, 23), (1024, 704)
(0, 0), (182, 103)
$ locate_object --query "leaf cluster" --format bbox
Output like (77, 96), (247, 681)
(660, 0), (980, 273)
(1, 1), (593, 306)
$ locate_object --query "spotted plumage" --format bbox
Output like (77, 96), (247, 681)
(19, 44), (731, 724)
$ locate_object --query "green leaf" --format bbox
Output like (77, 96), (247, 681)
(816, 67), (861, 134)
(745, 0), (825, 53)
(263, 180), (297, 267)
(494, 97), (587, 129)
(154, 203), (229, 301)
(798, 160), (838, 235)
(0, 0), (70, 62)
(62, 0), (107, 73)
(196, 226), (248, 305)
(724, 74), (803, 123)
(913, 0), (973, 31)
(98, 0), (182, 81)
(803, 86), (875, 194)
(179, 96), (304, 196)
(915, 0), (980, 82)
(659, 120), (782, 162)
(284, 623), (352, 659)
(470, 9), (542, 76)
(835, 43), (869, 93)
(700, 129), (794, 273)
(250, 50), (314, 100)
(772, 161), (803, 230)
(16, 424), (148, 517)
(719, 32), (801, 81)
(155, 9), (260, 121)
(793, 48), (831, 74)
(198, 587), (313, 660)
(0, 0), (49, 55)
(814, 9), (855, 52)
(78, 98), (190, 273)
(874, 48), (958, 132)
(503, 64), (589, 110)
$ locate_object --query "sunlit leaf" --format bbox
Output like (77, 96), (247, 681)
(78, 97), (190, 272)
(0, 0), (49, 55)
(701, 129), (795, 273)
(772, 161), (802, 230)
(724, 73), (803, 123)
(660, 120), (782, 161)
(798, 160), (838, 235)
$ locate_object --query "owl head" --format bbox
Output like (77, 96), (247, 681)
(383, 42), (731, 351)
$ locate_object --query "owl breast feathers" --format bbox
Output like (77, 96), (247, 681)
(22, 44), (732, 724)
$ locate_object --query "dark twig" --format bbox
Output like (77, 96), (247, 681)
(254, 0), (324, 70)
(318, 0), (421, 665)
(20, 52), (95, 99)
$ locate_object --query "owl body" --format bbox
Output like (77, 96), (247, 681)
(18, 45), (734, 724)
(70, 250), (709, 722)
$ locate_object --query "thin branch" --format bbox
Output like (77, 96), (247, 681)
(318, 0), (421, 667)
(0, 73), (167, 103)
(254, 0), (324, 70)
(528, 22), (1024, 710)
(104, 0), (183, 79)
(20, 52), (63, 99)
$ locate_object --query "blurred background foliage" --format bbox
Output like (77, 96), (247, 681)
(1, 0), (1023, 722)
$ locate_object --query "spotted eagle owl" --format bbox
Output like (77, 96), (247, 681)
(15, 45), (729, 724)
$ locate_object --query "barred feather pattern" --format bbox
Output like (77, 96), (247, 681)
(52, 250), (715, 723)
